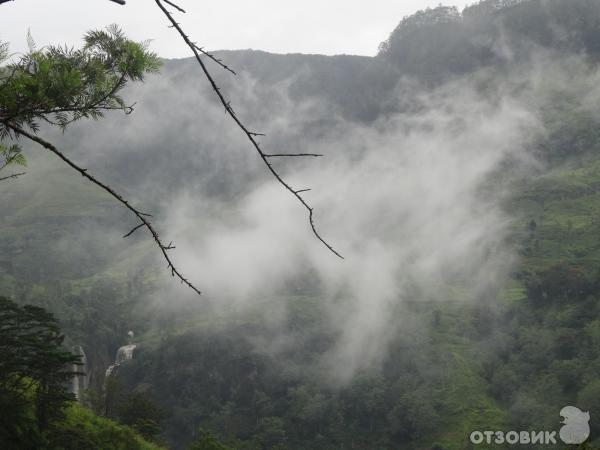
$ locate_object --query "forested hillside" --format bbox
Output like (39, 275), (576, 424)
(2, 0), (600, 448)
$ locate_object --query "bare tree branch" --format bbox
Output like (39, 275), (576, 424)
(0, 171), (25, 182)
(0, 0), (343, 301)
(153, 0), (344, 259)
(192, 44), (237, 75)
(123, 222), (144, 238)
(163, 0), (184, 13)
(2, 121), (202, 295)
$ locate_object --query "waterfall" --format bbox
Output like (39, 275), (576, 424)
(70, 345), (88, 401)
(105, 331), (137, 381)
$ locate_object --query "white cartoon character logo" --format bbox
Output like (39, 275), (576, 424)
(559, 406), (590, 444)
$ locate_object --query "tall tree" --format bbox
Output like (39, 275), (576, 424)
(0, 296), (81, 448)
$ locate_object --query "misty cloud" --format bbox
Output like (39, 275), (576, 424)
(134, 67), (541, 378)
(12, 49), (576, 381)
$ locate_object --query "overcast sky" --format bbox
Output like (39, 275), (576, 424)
(1, 0), (472, 58)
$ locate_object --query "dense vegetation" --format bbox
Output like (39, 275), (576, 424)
(0, 297), (161, 449)
(3, 0), (600, 449)
(378, 0), (600, 82)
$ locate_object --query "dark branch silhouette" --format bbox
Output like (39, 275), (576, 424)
(191, 44), (237, 75)
(0, 171), (24, 182)
(0, 0), (343, 302)
(0, 10), (201, 293)
(163, 0), (184, 13)
(2, 121), (202, 295)
(153, 0), (344, 259)
(123, 222), (144, 238)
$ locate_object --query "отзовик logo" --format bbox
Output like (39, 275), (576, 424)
(469, 405), (590, 446)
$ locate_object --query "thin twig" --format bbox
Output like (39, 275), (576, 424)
(163, 0), (185, 13)
(0, 172), (25, 182)
(192, 44), (237, 75)
(3, 122), (202, 295)
(123, 222), (144, 238)
(154, 0), (343, 259)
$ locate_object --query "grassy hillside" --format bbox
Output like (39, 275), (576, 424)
(50, 404), (166, 450)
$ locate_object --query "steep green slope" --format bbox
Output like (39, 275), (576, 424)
(49, 404), (166, 450)
(112, 157), (600, 450)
